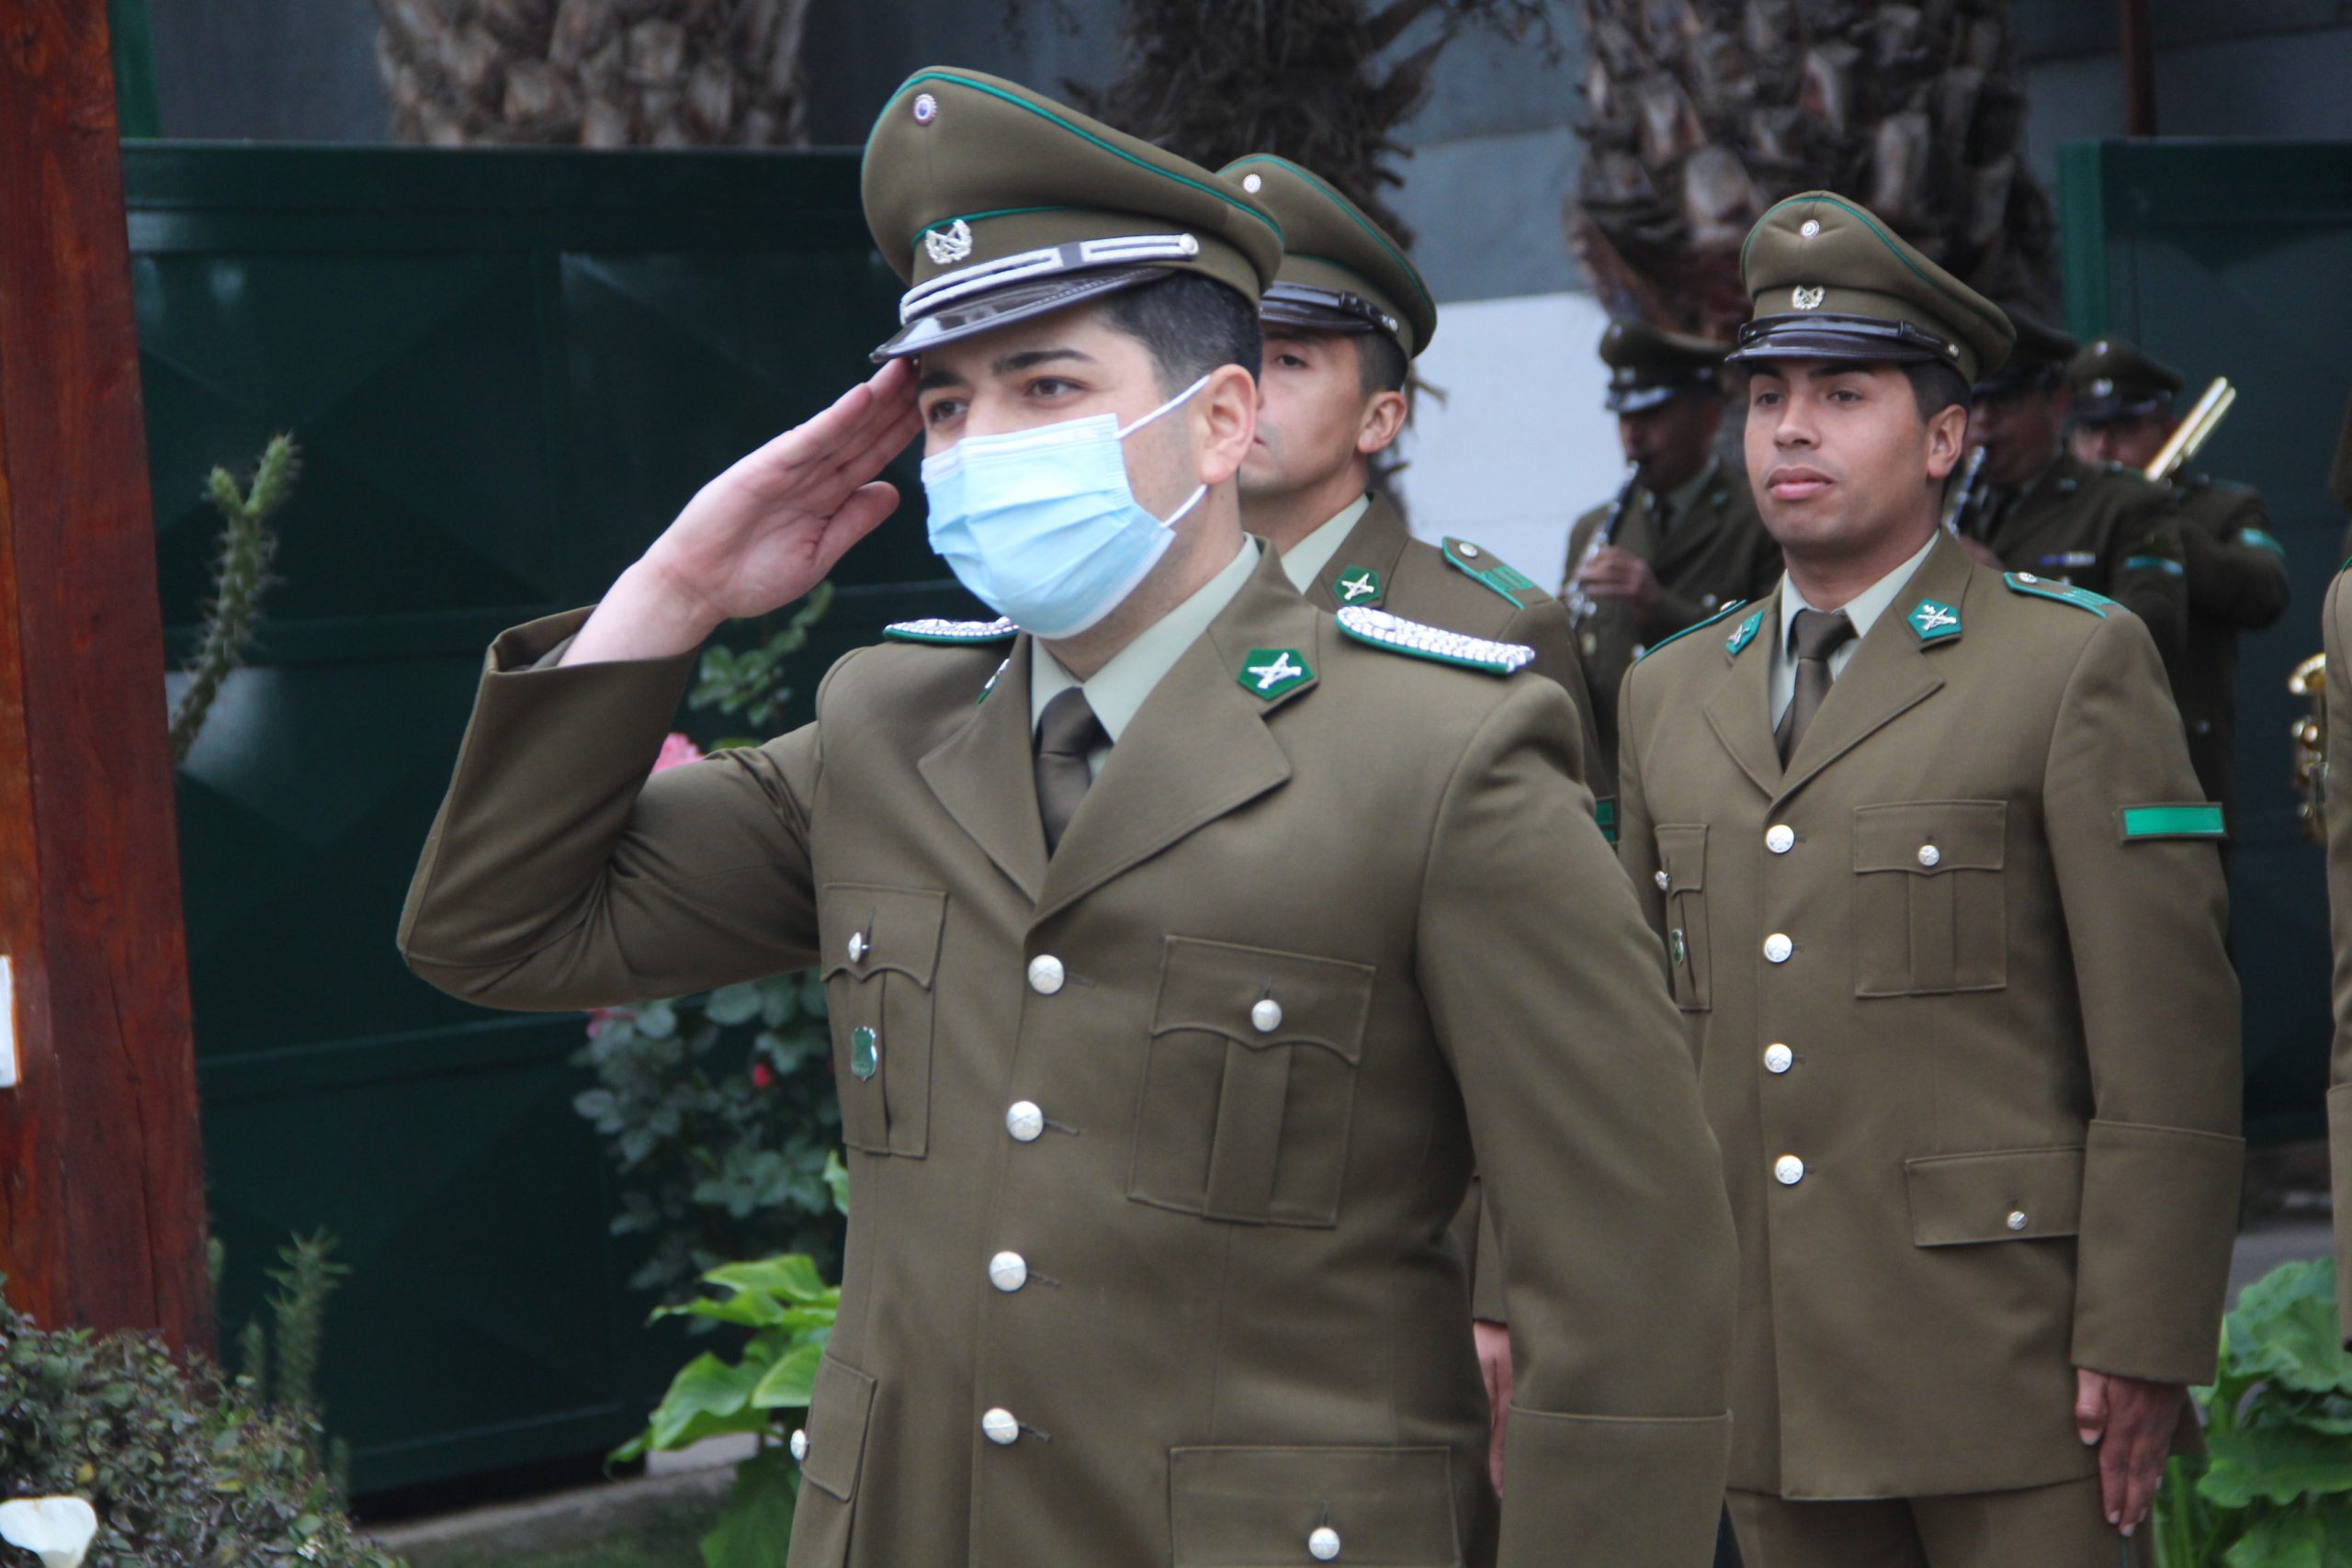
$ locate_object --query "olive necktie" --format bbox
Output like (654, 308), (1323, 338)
(1035, 687), (1107, 854)
(1774, 607), (1857, 766)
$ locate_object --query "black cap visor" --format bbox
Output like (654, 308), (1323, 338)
(872, 265), (1167, 361)
(1260, 281), (1400, 343)
(2073, 389), (2171, 424)
(1604, 369), (1720, 413)
(1726, 312), (1957, 374)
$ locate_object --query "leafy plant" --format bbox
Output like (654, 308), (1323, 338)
(170, 433), (301, 764)
(689, 583), (834, 735)
(2152, 1259), (2352, 1568)
(0, 1279), (399, 1568)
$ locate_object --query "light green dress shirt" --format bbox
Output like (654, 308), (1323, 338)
(1279, 493), (1373, 594)
(1768, 530), (1939, 726)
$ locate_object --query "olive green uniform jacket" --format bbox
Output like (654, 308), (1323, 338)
(2321, 569), (2352, 1345)
(1615, 533), (2241, 1500)
(2169, 475), (2290, 835)
(1566, 462), (1783, 781)
(1977, 453), (2189, 669)
(399, 546), (1737, 1568)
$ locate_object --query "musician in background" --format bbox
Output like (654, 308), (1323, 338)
(1564, 320), (1781, 777)
(2071, 336), (2289, 848)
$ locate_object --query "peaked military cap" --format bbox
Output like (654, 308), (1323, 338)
(1597, 318), (1727, 412)
(2069, 335), (2184, 423)
(1726, 190), (2012, 386)
(861, 67), (1284, 361)
(1973, 308), (2078, 398)
(1216, 154), (1437, 359)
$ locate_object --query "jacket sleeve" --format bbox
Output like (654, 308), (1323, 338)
(2042, 611), (2243, 1384)
(2181, 487), (2291, 630)
(1416, 676), (1733, 1568)
(2322, 574), (2352, 1346)
(1502, 593), (1608, 799)
(2108, 486), (2189, 670)
(398, 609), (825, 1010)
(1612, 663), (1678, 981)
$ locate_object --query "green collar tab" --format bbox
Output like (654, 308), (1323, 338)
(1724, 606), (1766, 658)
(1335, 605), (1534, 675)
(1906, 598), (1962, 643)
(1634, 598), (1750, 665)
(884, 616), (1021, 645)
(1442, 537), (1537, 608)
(1331, 565), (1383, 606)
(1238, 648), (1313, 699)
(2003, 572), (2115, 617)
(1593, 796), (1619, 844)
(2120, 804), (2226, 841)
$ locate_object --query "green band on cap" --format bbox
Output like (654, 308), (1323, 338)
(2120, 805), (2226, 840)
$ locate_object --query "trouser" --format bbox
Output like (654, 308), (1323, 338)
(1726, 1478), (2149, 1568)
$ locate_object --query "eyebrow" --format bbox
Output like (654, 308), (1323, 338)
(917, 345), (1095, 394)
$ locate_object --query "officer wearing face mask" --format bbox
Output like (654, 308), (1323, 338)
(399, 66), (1736, 1568)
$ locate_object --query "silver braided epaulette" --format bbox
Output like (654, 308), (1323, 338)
(882, 616), (1020, 645)
(1334, 606), (1535, 675)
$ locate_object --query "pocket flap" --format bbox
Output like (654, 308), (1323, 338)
(1654, 823), (1707, 892)
(1169, 1446), (1461, 1566)
(1151, 938), (1374, 1066)
(1905, 1145), (2084, 1246)
(819, 885), (946, 987)
(1854, 800), (2007, 874)
(797, 1352), (877, 1503)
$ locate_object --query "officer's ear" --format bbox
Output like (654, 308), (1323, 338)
(1192, 363), (1261, 487)
(1925, 397), (1970, 483)
(1355, 386), (1408, 457)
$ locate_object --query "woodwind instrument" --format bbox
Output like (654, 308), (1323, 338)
(1940, 444), (1990, 537)
(1566, 462), (1641, 656)
(2143, 378), (2236, 484)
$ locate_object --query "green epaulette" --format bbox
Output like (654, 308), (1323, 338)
(883, 616), (1019, 645)
(1441, 537), (1541, 608)
(1334, 606), (1533, 675)
(1634, 598), (1751, 663)
(2003, 572), (2116, 617)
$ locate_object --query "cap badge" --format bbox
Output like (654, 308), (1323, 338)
(1800, 219), (1822, 238)
(924, 219), (974, 265)
(1241, 172), (1263, 194)
(2091, 378), (2114, 397)
(911, 92), (938, 125)
(1792, 285), (1826, 310)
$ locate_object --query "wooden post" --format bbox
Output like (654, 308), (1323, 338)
(0, 0), (209, 1354)
(2118, 0), (2158, 137)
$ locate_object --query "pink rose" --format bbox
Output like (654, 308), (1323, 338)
(751, 1062), (775, 1089)
(652, 732), (705, 774)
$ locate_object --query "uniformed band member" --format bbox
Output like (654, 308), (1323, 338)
(1952, 310), (2188, 664)
(398, 67), (1738, 1568)
(1615, 190), (2242, 1565)
(1565, 319), (1782, 779)
(1220, 152), (1603, 788)
(2071, 335), (2290, 845)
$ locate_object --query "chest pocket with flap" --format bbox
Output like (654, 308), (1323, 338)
(1851, 802), (2007, 997)
(1653, 825), (1712, 1012)
(820, 885), (946, 1157)
(1131, 937), (1374, 1229)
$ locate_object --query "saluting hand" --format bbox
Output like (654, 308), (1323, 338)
(2075, 1367), (2187, 1538)
(565, 360), (922, 666)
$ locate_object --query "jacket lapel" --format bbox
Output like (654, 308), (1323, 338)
(1303, 492), (1411, 613)
(1033, 547), (1306, 925)
(918, 638), (1049, 903)
(1702, 595), (1784, 799)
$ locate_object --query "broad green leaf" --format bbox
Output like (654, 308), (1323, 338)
(2224, 1261), (2350, 1394)
(650, 1293), (788, 1329)
(750, 1342), (825, 1410)
(824, 1151), (850, 1217)
(2199, 1423), (2352, 1507)
(700, 1447), (797, 1568)
(705, 984), (764, 1027)
(646, 1352), (766, 1449)
(704, 1255), (830, 1304)
(2221, 1506), (2352, 1568)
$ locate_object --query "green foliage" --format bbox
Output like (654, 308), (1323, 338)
(262, 1229), (350, 1420)
(0, 1280), (397, 1568)
(689, 583), (834, 735)
(170, 433), (301, 764)
(2153, 1260), (2352, 1568)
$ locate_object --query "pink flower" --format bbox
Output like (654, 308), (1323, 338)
(751, 1062), (775, 1089)
(651, 732), (705, 774)
(585, 1005), (633, 1040)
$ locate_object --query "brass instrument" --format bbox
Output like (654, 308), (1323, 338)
(1940, 445), (1990, 538)
(2291, 652), (2328, 846)
(2143, 378), (2236, 484)
(1566, 463), (1641, 656)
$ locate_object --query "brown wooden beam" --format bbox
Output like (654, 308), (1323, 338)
(2119, 0), (2158, 137)
(0, 0), (209, 1354)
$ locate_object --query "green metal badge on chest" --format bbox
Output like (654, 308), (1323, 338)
(1238, 649), (1313, 699)
(1331, 565), (1382, 605)
(851, 1025), (879, 1080)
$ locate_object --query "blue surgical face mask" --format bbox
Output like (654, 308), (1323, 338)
(920, 375), (1211, 639)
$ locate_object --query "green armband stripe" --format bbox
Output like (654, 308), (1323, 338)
(2124, 554), (2185, 577)
(2239, 527), (2286, 558)
(2120, 805), (2226, 840)
(1594, 796), (1618, 844)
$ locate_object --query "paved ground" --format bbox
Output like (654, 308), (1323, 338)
(2228, 1212), (2332, 1302)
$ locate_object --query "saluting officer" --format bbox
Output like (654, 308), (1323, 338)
(1566, 320), (1781, 779)
(1954, 311), (2188, 664)
(1616, 191), (2241, 1566)
(398, 67), (1736, 1568)
(2071, 335), (2290, 847)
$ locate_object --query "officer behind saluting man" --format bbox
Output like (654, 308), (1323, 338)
(1565, 320), (1782, 780)
(1616, 190), (2242, 1566)
(2069, 335), (2289, 852)
(397, 66), (1737, 1568)
(1953, 311), (2188, 665)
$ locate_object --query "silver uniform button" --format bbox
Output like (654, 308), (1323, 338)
(847, 931), (867, 963)
(1917, 844), (1941, 868)
(989, 1251), (1029, 1292)
(1005, 1100), (1046, 1143)
(1459, 542), (1482, 558)
(1763, 932), (1793, 964)
(1774, 1154), (1805, 1185)
(981, 1407), (1021, 1446)
(1027, 954), (1066, 995)
(788, 1427), (809, 1461)
(1655, 870), (1670, 891)
(1250, 998), (1283, 1033)
(1763, 1043), (1793, 1075)
(1309, 1525), (1343, 1562)
(1766, 824), (1795, 854)
(2007, 1210), (2029, 1232)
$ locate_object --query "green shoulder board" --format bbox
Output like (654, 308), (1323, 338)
(883, 616), (1020, 645)
(1334, 606), (1533, 675)
(1441, 537), (1540, 608)
(2003, 572), (2115, 617)
(1634, 599), (1751, 664)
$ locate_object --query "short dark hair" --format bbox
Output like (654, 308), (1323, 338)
(1903, 360), (1970, 420)
(1099, 272), (1261, 393)
(1355, 332), (1409, 397)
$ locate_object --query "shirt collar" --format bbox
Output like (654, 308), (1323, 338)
(1279, 493), (1372, 593)
(1778, 530), (1939, 651)
(1031, 537), (1261, 743)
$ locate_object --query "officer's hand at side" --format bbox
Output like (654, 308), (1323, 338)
(2075, 1367), (2185, 1536)
(1576, 545), (1662, 618)
(1470, 1318), (1510, 1495)
(566, 361), (922, 665)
